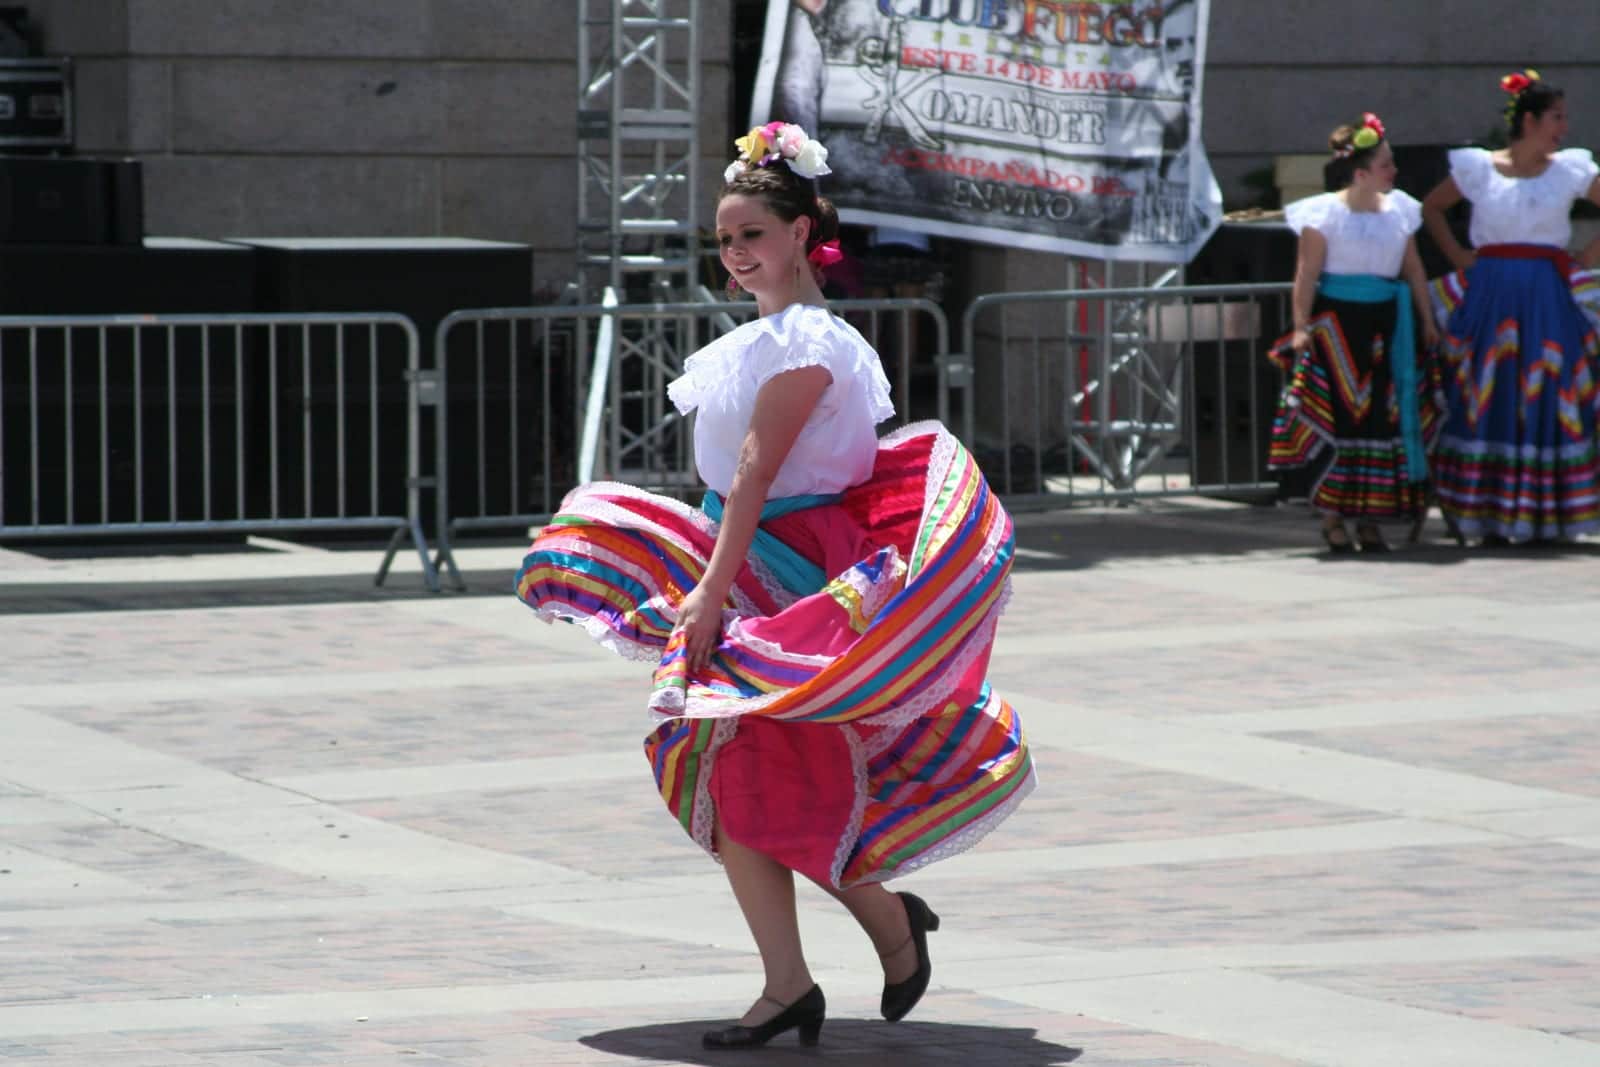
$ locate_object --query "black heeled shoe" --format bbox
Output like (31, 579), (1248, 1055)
(702, 984), (825, 1050)
(1321, 522), (1356, 555)
(880, 891), (940, 1022)
(1355, 523), (1390, 554)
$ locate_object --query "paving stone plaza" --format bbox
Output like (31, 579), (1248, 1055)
(3, 504), (1599, 1066)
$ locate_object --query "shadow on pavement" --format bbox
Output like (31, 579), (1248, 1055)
(580, 1018), (1083, 1065)
(0, 569), (517, 614)
(1308, 543), (1468, 567)
(1307, 539), (1600, 567)
(1005, 504), (1478, 573)
(8, 507), (1593, 613)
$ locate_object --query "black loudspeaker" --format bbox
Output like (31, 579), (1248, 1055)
(1186, 219), (1299, 284)
(0, 156), (142, 244)
(0, 239), (261, 528)
(1395, 144), (1473, 278)
(1189, 339), (1285, 491)
(232, 238), (536, 536)
(0, 237), (255, 314)
(1174, 287), (1292, 492)
(235, 237), (533, 349)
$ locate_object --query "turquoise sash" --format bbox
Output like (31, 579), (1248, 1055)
(1317, 273), (1427, 482)
(700, 491), (843, 596)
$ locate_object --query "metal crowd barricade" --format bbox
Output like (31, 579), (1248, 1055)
(428, 296), (951, 590)
(960, 282), (1293, 505)
(0, 312), (438, 589)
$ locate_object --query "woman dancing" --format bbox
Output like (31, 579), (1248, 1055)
(516, 122), (1036, 1049)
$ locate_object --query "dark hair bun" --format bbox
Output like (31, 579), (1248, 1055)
(1508, 79), (1564, 140)
(812, 195), (839, 246)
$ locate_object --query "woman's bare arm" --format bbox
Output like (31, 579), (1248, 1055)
(1289, 227), (1327, 351)
(1422, 178), (1474, 272)
(1579, 177), (1600, 268)
(1401, 239), (1439, 348)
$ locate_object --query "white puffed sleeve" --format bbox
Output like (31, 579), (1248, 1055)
(1283, 192), (1339, 236)
(667, 328), (759, 416)
(752, 308), (894, 425)
(1447, 147), (1493, 201)
(748, 316), (835, 393)
(1553, 148), (1600, 199)
(1390, 189), (1423, 235)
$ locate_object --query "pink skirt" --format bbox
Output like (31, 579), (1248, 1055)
(515, 422), (1036, 887)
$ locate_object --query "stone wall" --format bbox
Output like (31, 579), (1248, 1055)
(27, 0), (734, 296)
(19, 0), (1600, 323)
(1203, 2), (1600, 204)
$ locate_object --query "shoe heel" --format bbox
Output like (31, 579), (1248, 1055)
(798, 1019), (823, 1046)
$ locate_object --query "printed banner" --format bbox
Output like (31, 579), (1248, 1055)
(749, 0), (1222, 262)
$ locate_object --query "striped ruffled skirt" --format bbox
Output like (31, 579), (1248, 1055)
(1267, 292), (1441, 520)
(1429, 255), (1600, 540)
(515, 422), (1036, 887)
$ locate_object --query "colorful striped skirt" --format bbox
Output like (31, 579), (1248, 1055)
(1268, 293), (1440, 520)
(1429, 253), (1600, 541)
(515, 421), (1036, 888)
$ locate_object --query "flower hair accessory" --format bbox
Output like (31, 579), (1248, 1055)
(1500, 69), (1539, 96)
(1336, 112), (1385, 157)
(807, 240), (844, 270)
(1500, 68), (1541, 126)
(724, 121), (832, 184)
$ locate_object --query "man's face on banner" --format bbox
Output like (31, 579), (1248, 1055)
(1160, 3), (1197, 97)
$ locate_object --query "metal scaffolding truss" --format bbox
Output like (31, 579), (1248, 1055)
(574, 0), (704, 489)
(576, 0), (701, 303)
(1063, 259), (1186, 489)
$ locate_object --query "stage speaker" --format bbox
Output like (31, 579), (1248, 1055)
(1189, 339), (1284, 492)
(1171, 291), (1291, 493)
(231, 238), (536, 535)
(0, 237), (255, 314)
(234, 237), (533, 349)
(0, 156), (142, 244)
(1186, 220), (1298, 285)
(1394, 144), (1473, 278)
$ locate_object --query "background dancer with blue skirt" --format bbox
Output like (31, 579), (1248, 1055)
(1422, 71), (1600, 544)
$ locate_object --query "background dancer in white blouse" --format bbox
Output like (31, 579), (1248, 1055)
(1269, 114), (1440, 554)
(1422, 71), (1600, 544)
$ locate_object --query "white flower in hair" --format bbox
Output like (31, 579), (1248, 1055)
(788, 137), (831, 180)
(727, 121), (832, 181)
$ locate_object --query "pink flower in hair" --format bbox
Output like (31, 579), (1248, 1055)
(777, 124), (807, 157)
(760, 121), (786, 163)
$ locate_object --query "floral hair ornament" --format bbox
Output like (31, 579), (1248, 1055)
(1500, 68), (1541, 126)
(1500, 69), (1540, 96)
(724, 121), (833, 184)
(1336, 112), (1385, 157)
(807, 240), (844, 271)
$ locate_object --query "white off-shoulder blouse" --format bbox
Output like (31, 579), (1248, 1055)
(667, 302), (895, 499)
(1449, 146), (1599, 249)
(1283, 190), (1422, 277)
